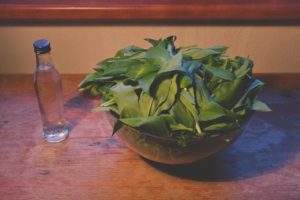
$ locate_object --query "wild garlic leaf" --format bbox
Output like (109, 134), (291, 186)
(183, 48), (221, 60)
(169, 123), (193, 132)
(211, 75), (252, 109)
(179, 75), (192, 89)
(110, 82), (140, 118)
(154, 74), (179, 115)
(194, 75), (227, 121)
(115, 45), (145, 57)
(144, 38), (160, 47)
(139, 92), (154, 117)
(158, 51), (183, 74)
(120, 116), (170, 137)
(137, 72), (157, 93)
(251, 99), (272, 112)
(203, 121), (240, 132)
(126, 61), (159, 80)
(203, 64), (235, 81)
(235, 58), (251, 78)
(208, 45), (228, 53)
(146, 46), (171, 67)
(170, 99), (195, 132)
(232, 79), (264, 111)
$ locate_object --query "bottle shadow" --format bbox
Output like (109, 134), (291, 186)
(143, 96), (300, 181)
(64, 93), (99, 132)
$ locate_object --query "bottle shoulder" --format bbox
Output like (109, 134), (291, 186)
(34, 65), (61, 82)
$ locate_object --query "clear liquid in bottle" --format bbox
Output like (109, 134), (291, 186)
(33, 39), (69, 142)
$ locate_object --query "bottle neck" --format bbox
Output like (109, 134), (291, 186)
(35, 52), (54, 70)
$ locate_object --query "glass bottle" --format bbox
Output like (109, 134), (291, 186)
(33, 39), (69, 142)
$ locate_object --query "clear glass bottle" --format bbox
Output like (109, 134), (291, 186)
(33, 39), (69, 142)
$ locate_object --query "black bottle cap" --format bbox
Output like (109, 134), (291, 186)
(33, 39), (51, 54)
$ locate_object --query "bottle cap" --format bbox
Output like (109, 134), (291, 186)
(33, 39), (51, 54)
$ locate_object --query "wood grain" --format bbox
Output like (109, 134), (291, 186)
(0, 0), (300, 21)
(0, 74), (300, 200)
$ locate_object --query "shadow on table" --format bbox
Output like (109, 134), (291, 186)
(144, 94), (300, 181)
(64, 94), (98, 132)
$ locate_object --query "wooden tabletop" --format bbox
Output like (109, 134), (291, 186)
(0, 74), (299, 200)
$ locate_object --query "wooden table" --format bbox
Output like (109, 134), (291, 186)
(0, 74), (299, 200)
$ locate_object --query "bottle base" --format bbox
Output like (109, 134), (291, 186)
(43, 125), (69, 143)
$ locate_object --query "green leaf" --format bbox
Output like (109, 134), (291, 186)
(157, 113), (194, 133)
(232, 79), (265, 111)
(138, 72), (157, 93)
(203, 121), (240, 132)
(203, 64), (235, 81)
(91, 85), (100, 96)
(145, 36), (177, 53)
(139, 92), (154, 117)
(115, 45), (145, 57)
(180, 90), (198, 117)
(169, 123), (193, 132)
(179, 75), (192, 88)
(110, 82), (141, 118)
(251, 99), (271, 112)
(78, 72), (104, 88)
(182, 60), (202, 77)
(183, 48), (221, 60)
(126, 61), (159, 80)
(170, 99), (195, 131)
(145, 46), (171, 67)
(211, 75), (252, 109)
(101, 60), (134, 76)
(235, 58), (252, 78)
(151, 74), (179, 115)
(144, 38), (160, 47)
(208, 45), (228, 53)
(158, 51), (183, 74)
(120, 116), (170, 137)
(194, 75), (227, 121)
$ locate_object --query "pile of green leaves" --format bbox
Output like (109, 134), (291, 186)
(79, 36), (270, 143)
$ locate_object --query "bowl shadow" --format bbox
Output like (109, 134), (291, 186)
(143, 93), (300, 181)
